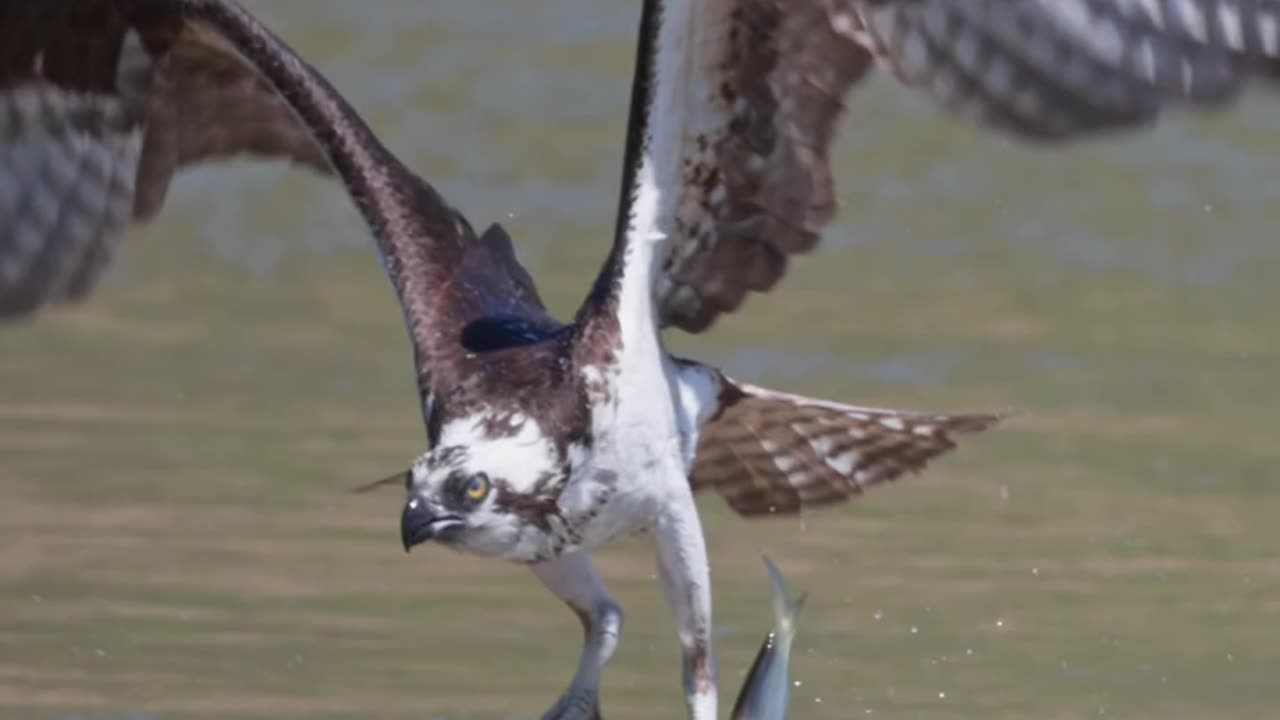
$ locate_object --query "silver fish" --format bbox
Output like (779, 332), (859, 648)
(729, 555), (808, 720)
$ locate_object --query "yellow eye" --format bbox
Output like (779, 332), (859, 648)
(464, 474), (489, 502)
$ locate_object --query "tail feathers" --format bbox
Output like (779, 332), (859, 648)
(690, 374), (1001, 516)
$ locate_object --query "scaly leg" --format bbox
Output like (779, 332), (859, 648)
(653, 490), (716, 720)
(531, 551), (622, 720)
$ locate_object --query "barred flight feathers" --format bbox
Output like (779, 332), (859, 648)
(690, 377), (1001, 516)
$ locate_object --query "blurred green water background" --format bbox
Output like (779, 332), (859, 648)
(2, 2), (1278, 718)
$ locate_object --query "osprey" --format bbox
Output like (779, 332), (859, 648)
(4, 1), (1280, 719)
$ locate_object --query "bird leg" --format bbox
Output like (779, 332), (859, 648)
(531, 551), (622, 720)
(653, 490), (717, 720)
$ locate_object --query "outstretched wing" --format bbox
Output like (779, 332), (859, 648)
(654, 0), (874, 333)
(4, 0), (555, 433)
(686, 369), (1000, 516)
(0, 0), (328, 318)
(656, 0), (1280, 333)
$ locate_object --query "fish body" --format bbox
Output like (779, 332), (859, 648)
(729, 555), (807, 720)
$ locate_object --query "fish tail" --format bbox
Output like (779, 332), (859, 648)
(762, 554), (805, 638)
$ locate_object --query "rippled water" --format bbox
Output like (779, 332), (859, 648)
(2, 2), (1278, 719)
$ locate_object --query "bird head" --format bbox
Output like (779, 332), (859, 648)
(383, 411), (568, 562)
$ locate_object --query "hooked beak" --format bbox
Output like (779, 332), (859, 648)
(400, 496), (465, 552)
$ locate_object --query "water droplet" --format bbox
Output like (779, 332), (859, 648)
(814, 697), (822, 704)
(1227, 653), (1234, 662)
(910, 625), (919, 635)
(1031, 567), (1040, 576)
(938, 691), (946, 699)
(996, 619), (1004, 628)
(966, 648), (974, 656)
(873, 610), (883, 621)
(94, 648), (106, 657)
(999, 485), (1009, 500)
